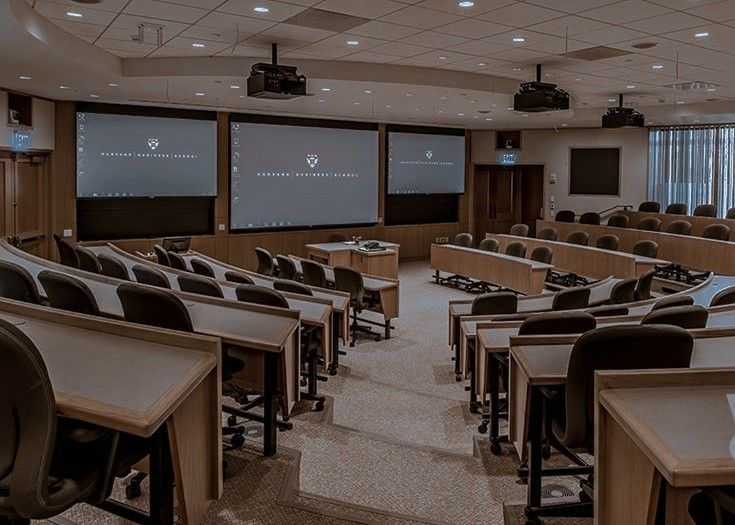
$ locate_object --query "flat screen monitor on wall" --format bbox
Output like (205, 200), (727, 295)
(569, 147), (620, 196)
(387, 131), (465, 194)
(76, 111), (217, 198)
(230, 119), (379, 231)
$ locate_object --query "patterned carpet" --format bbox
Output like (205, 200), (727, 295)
(44, 261), (590, 524)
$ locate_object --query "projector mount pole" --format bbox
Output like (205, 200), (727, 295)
(619, 94), (624, 107)
(272, 43), (278, 66)
(536, 64), (541, 83)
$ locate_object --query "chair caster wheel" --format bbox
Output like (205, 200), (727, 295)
(300, 378), (307, 387)
(328, 367), (338, 376)
(525, 518), (541, 525)
(455, 374), (463, 382)
(490, 441), (502, 455)
(541, 444), (551, 460)
(374, 336), (382, 342)
(279, 422), (294, 431)
(231, 433), (245, 448)
(125, 481), (142, 500)
(517, 477), (528, 485)
(315, 400), (325, 411)
(350, 341), (356, 347)
(227, 415), (238, 427)
(477, 422), (488, 434)
(469, 403), (479, 414)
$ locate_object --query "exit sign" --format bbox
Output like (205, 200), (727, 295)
(11, 130), (31, 152)
(498, 151), (518, 165)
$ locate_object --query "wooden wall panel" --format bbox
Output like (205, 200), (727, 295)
(49, 101), (76, 259)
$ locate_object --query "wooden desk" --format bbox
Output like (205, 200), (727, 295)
(305, 240), (400, 280)
(595, 369), (735, 525)
(0, 298), (221, 525)
(537, 219), (735, 275)
(624, 210), (735, 240)
(0, 241), (299, 456)
(486, 233), (664, 279)
(431, 243), (553, 296)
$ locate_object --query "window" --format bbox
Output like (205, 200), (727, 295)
(648, 125), (735, 217)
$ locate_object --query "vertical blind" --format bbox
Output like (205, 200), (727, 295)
(648, 125), (735, 217)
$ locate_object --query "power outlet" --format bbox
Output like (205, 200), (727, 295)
(63, 229), (72, 237)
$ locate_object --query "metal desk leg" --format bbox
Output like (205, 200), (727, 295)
(489, 353), (508, 455)
(328, 312), (340, 375)
(468, 342), (478, 413)
(524, 386), (544, 522)
(263, 352), (278, 457)
(149, 426), (175, 525)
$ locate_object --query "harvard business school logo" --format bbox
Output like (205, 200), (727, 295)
(306, 154), (319, 168)
(147, 138), (159, 151)
(425, 150), (433, 160)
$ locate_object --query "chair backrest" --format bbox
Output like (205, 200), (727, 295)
(333, 266), (364, 303)
(636, 217), (662, 231)
(0, 261), (41, 304)
(579, 212), (600, 225)
(235, 284), (289, 308)
(702, 224), (730, 241)
(641, 305), (709, 329)
(666, 220), (692, 236)
(132, 264), (171, 289)
(536, 227), (558, 241)
(74, 245), (102, 274)
(478, 238), (499, 252)
(509, 223), (530, 237)
(518, 311), (596, 336)
(665, 203), (688, 215)
(560, 325), (693, 449)
(634, 268), (656, 301)
(453, 233), (473, 248)
(586, 305), (629, 318)
(53, 234), (79, 268)
(38, 270), (100, 316)
(565, 231), (589, 246)
(727, 207), (735, 220)
(97, 254), (130, 281)
(167, 251), (188, 271)
(693, 204), (716, 217)
(274, 279), (313, 296)
(633, 240), (659, 258)
(595, 234), (619, 251)
(153, 244), (170, 266)
(638, 201), (661, 213)
(710, 287), (735, 307)
(609, 278), (637, 304)
(606, 214), (629, 228)
(117, 283), (193, 332)
(255, 247), (275, 276)
(177, 274), (223, 298)
(224, 270), (255, 285)
(651, 294), (694, 311)
(301, 260), (327, 288)
(470, 291), (518, 315)
(555, 210), (576, 223)
(275, 255), (297, 281)
(505, 241), (527, 258)
(552, 287), (591, 311)
(529, 246), (553, 265)
(190, 258), (215, 278)
(327, 234), (347, 243)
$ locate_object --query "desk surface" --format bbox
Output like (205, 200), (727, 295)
(306, 241), (399, 252)
(623, 210), (735, 240)
(434, 243), (554, 270)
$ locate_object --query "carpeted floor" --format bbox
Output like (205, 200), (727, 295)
(45, 261), (591, 524)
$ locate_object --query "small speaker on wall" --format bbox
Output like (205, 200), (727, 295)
(496, 130), (521, 150)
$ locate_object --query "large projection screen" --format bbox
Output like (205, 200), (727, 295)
(76, 112), (217, 198)
(230, 121), (379, 230)
(388, 131), (465, 194)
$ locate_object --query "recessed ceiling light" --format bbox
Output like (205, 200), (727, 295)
(60, 85), (69, 89)
(574, 78), (581, 81)
(512, 67), (522, 71)
(385, 104), (393, 108)
(438, 55), (448, 60)
(253, 7), (270, 13)
(676, 100), (686, 104)
(440, 96), (448, 100)
(318, 99), (325, 103)
(470, 100), (478, 103)
(473, 115), (479, 119)
(626, 85), (636, 89)
(458, 1), (475, 7)
(363, 89), (373, 94)
(239, 95), (246, 98)
(405, 92), (414, 96)
(414, 107), (420, 111)
(192, 43), (205, 48)
(195, 92), (205, 96)
(108, 83), (118, 87)
(609, 98), (616, 102)
(478, 62), (487, 67)
(707, 87), (717, 92)
(353, 101), (360, 105)
(90, 94), (99, 98)
(507, 107), (514, 110)
(321, 87), (331, 92)
(230, 85), (240, 89)
(694, 31), (710, 38)
(561, 123), (568, 127)
(457, 113), (464, 116)
(485, 117), (493, 121)
(652, 64), (664, 69)
(438, 110), (443, 114)
(522, 113), (528, 117)
(346, 40), (360, 46)
(19, 76), (31, 80)
(66, 11), (83, 18)
(512, 36), (526, 43)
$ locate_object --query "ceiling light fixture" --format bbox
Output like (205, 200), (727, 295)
(385, 104), (393, 108)
(90, 94), (99, 98)
(478, 62), (487, 67)
(457, 113), (464, 116)
(405, 92), (414, 96)
(364, 89), (373, 93)
(458, 1), (475, 7)
(694, 31), (710, 38)
(108, 83), (118, 87)
(353, 101), (360, 105)
(66, 11), (83, 18)
(438, 55), (448, 60)
(253, 7), (270, 13)
(321, 87), (331, 92)
(626, 85), (636, 89)
(512, 36), (526, 43)
(318, 99), (325, 103)
(512, 67), (522, 71)
(485, 117), (493, 121)
(195, 92), (205, 96)
(346, 40), (360, 46)
(60, 85), (69, 89)
(192, 43), (205, 48)
(652, 64), (663, 69)
(19, 76), (31, 80)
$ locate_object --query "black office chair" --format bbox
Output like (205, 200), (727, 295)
(274, 279), (313, 296)
(579, 212), (600, 225)
(519, 311), (596, 336)
(37, 271), (100, 316)
(97, 254), (130, 281)
(153, 244), (170, 266)
(167, 251), (188, 271)
(555, 210), (576, 223)
(689, 488), (735, 525)
(301, 260), (328, 288)
(710, 287), (735, 307)
(509, 223), (530, 237)
(552, 287), (590, 311)
(665, 203), (688, 215)
(727, 207), (735, 220)
(131, 264), (171, 289)
(702, 224), (730, 241)
(565, 231), (589, 246)
(53, 234), (79, 268)
(334, 266), (381, 347)
(74, 246), (102, 274)
(634, 268), (656, 301)
(0, 261), (41, 304)
(595, 235), (619, 251)
(641, 304), (709, 329)
(470, 292), (518, 315)
(609, 278), (637, 304)
(636, 217), (662, 231)
(478, 238), (499, 252)
(327, 234), (347, 243)
(536, 227), (558, 241)
(453, 233), (473, 248)
(529, 246), (553, 265)
(667, 220), (692, 235)
(255, 248), (276, 276)
(190, 258), (215, 278)
(586, 305), (629, 318)
(651, 294), (694, 311)
(505, 241), (527, 258)
(638, 201), (661, 213)
(235, 284), (289, 308)
(178, 274), (223, 298)
(224, 271), (254, 285)
(633, 240), (659, 258)
(606, 214), (629, 228)
(693, 204), (717, 217)
(275, 255), (298, 281)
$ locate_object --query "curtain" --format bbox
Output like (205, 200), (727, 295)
(648, 125), (735, 217)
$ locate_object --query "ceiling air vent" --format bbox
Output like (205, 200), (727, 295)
(565, 46), (632, 61)
(285, 9), (370, 32)
(670, 81), (718, 91)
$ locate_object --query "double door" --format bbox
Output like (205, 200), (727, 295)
(0, 154), (47, 257)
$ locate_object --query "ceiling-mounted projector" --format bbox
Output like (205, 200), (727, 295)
(513, 64), (570, 112)
(602, 94), (644, 128)
(247, 43), (307, 100)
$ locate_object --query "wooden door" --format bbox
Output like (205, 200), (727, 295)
(519, 166), (544, 236)
(488, 167), (516, 233)
(3, 156), (47, 257)
(0, 159), (10, 237)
